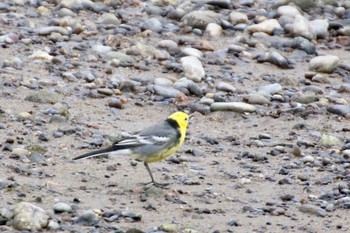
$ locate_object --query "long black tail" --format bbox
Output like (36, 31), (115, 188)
(73, 145), (120, 160)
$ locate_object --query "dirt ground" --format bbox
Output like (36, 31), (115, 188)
(0, 1), (350, 232)
(1, 55), (350, 232)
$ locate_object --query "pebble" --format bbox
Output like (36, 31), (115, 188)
(229, 11), (248, 25)
(292, 15), (315, 40)
(12, 202), (49, 231)
(182, 10), (220, 29)
(210, 102), (256, 113)
(154, 85), (182, 98)
(247, 19), (282, 35)
(75, 210), (99, 226)
(327, 104), (350, 117)
(309, 55), (340, 73)
(142, 18), (163, 32)
(204, 23), (223, 37)
(247, 93), (270, 105)
(277, 5), (301, 18)
(319, 134), (344, 148)
(302, 155), (315, 163)
(216, 82), (236, 92)
(258, 83), (283, 97)
(53, 202), (72, 213)
(180, 56), (205, 82)
(299, 204), (327, 217)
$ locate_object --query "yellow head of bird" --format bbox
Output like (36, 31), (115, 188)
(168, 111), (189, 129)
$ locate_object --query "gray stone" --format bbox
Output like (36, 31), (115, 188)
(182, 10), (220, 29)
(309, 55), (340, 73)
(210, 102), (256, 113)
(319, 134), (343, 148)
(13, 202), (49, 231)
(53, 202), (72, 213)
(181, 56), (205, 82)
(25, 91), (62, 104)
(154, 85), (182, 98)
(142, 18), (163, 32)
(75, 209), (99, 226)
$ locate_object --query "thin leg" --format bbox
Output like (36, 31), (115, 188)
(144, 162), (156, 185)
(143, 162), (169, 188)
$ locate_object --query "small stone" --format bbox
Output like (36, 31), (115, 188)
(97, 88), (113, 96)
(181, 56), (205, 82)
(210, 102), (256, 113)
(216, 82), (236, 92)
(12, 148), (30, 157)
(182, 10), (220, 29)
(292, 15), (315, 40)
(13, 202), (49, 231)
(159, 223), (179, 232)
(258, 83), (282, 96)
(142, 18), (163, 32)
(277, 5), (301, 18)
(153, 85), (182, 98)
(204, 23), (222, 37)
(53, 202), (72, 213)
(25, 91), (62, 104)
(302, 155), (314, 163)
(75, 210), (99, 226)
(17, 112), (33, 121)
(97, 13), (120, 25)
(309, 55), (340, 73)
(247, 19), (282, 35)
(299, 204), (327, 217)
(319, 134), (343, 148)
(229, 11), (248, 25)
(247, 93), (270, 105)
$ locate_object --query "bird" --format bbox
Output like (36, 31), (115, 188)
(73, 111), (189, 187)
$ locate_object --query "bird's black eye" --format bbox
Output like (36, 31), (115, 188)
(185, 117), (188, 121)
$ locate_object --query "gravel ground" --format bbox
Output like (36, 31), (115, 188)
(0, 0), (350, 232)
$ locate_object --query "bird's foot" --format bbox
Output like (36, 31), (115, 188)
(143, 181), (170, 189)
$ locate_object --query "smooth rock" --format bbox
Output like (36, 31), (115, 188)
(258, 83), (282, 96)
(292, 15), (315, 40)
(302, 155), (314, 163)
(180, 56), (205, 82)
(210, 102), (256, 113)
(309, 19), (329, 39)
(37, 26), (69, 36)
(12, 148), (30, 157)
(75, 210), (99, 226)
(319, 134), (343, 148)
(180, 48), (203, 59)
(17, 112), (33, 121)
(277, 5), (301, 18)
(25, 91), (62, 104)
(153, 85), (182, 98)
(142, 18), (163, 32)
(216, 82), (236, 92)
(91, 44), (112, 55)
(97, 13), (120, 25)
(247, 19), (282, 35)
(229, 11), (248, 25)
(247, 93), (271, 105)
(204, 23), (223, 37)
(53, 202), (72, 213)
(299, 204), (327, 217)
(327, 105), (350, 117)
(182, 10), (220, 29)
(154, 77), (173, 86)
(13, 202), (49, 231)
(309, 55), (340, 73)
